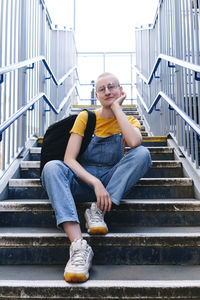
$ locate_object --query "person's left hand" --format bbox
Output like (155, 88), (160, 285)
(111, 91), (127, 109)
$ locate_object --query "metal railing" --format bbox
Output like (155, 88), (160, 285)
(0, 0), (78, 176)
(77, 52), (136, 105)
(135, 0), (200, 169)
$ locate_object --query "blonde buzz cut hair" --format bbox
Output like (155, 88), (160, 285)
(95, 72), (120, 87)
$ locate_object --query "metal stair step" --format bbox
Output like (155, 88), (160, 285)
(69, 110), (142, 119)
(142, 136), (168, 147)
(69, 110), (139, 115)
(30, 146), (174, 154)
(1, 226), (200, 246)
(11, 178), (193, 187)
(1, 198), (200, 227)
(0, 265), (200, 299)
(71, 105), (137, 111)
(20, 160), (183, 178)
(8, 178), (194, 199)
(1, 226), (200, 265)
(29, 146), (175, 161)
(1, 198), (200, 212)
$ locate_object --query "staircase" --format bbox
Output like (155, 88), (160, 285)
(0, 105), (200, 299)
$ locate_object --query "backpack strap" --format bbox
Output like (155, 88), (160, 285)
(79, 109), (96, 154)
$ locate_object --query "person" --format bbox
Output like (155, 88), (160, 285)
(90, 80), (96, 105)
(41, 72), (152, 283)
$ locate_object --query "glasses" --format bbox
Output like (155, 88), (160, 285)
(96, 83), (120, 94)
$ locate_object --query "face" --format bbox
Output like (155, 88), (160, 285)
(95, 74), (122, 108)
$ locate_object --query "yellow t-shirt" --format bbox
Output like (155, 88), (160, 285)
(70, 110), (141, 149)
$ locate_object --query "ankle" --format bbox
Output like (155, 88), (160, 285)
(62, 221), (83, 243)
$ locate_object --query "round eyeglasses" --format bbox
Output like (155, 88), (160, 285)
(96, 83), (120, 94)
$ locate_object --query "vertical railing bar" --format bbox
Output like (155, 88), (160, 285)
(28, 0), (31, 142)
(5, 0), (11, 167)
(168, 0), (172, 131)
(27, 0), (30, 141)
(33, 0), (37, 136)
(0, 0), (3, 170)
(27, 0), (30, 140)
(193, 0), (200, 168)
(167, 0), (172, 132)
(11, 0), (16, 161)
(166, 0), (168, 130)
(185, 0), (193, 160)
(36, 1), (39, 136)
(15, 0), (20, 156)
(178, 0), (185, 149)
(17, 0), (22, 154)
(1, 0), (5, 170)
(34, 0), (37, 134)
(171, 0), (176, 136)
(22, 0), (27, 149)
(11, 0), (15, 158)
(170, 0), (174, 134)
(30, 0), (33, 139)
(189, 0), (197, 163)
(32, 0), (35, 137)
(182, 0), (190, 155)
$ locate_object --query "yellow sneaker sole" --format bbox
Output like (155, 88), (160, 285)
(64, 272), (88, 283)
(88, 226), (108, 235)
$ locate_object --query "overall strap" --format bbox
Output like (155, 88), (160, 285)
(79, 109), (96, 154)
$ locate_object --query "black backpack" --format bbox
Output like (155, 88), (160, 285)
(40, 109), (96, 175)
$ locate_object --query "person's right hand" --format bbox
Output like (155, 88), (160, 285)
(93, 179), (112, 213)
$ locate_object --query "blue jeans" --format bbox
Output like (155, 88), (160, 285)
(41, 134), (152, 228)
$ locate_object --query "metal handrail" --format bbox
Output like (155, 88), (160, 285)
(135, 54), (200, 85)
(0, 84), (78, 141)
(136, 89), (200, 137)
(0, 56), (78, 86)
(135, 53), (200, 138)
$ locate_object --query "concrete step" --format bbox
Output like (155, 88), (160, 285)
(38, 131), (169, 151)
(1, 199), (200, 227)
(29, 146), (175, 161)
(8, 178), (194, 199)
(20, 160), (183, 178)
(0, 265), (200, 299)
(71, 105), (137, 111)
(70, 109), (139, 115)
(69, 110), (142, 120)
(142, 136), (168, 147)
(70, 110), (140, 115)
(1, 226), (200, 265)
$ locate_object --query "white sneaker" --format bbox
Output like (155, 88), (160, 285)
(64, 239), (94, 283)
(84, 202), (108, 235)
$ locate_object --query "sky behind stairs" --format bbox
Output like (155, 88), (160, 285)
(45, 0), (159, 52)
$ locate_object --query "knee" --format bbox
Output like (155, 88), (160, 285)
(129, 145), (152, 166)
(42, 160), (67, 179)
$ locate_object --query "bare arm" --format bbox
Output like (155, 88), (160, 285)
(64, 133), (112, 212)
(111, 92), (142, 148)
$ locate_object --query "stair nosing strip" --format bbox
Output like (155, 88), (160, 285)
(20, 160), (182, 169)
(0, 279), (200, 288)
(9, 178), (193, 187)
(1, 232), (200, 247)
(1, 199), (200, 212)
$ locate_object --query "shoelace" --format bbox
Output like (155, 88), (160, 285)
(70, 248), (89, 266)
(90, 208), (104, 224)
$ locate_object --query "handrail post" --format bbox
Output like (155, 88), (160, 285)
(39, 4), (46, 137)
(157, 4), (162, 130)
(18, 0), (27, 150)
(174, 0), (183, 146)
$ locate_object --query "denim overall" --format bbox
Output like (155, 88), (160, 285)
(41, 133), (152, 228)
